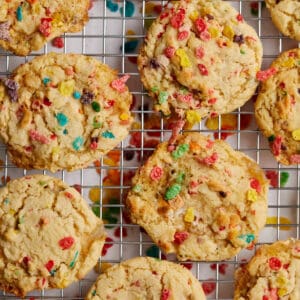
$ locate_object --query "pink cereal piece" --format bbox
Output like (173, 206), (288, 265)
(195, 18), (207, 33)
(206, 139), (214, 149)
(111, 75), (130, 92)
(250, 178), (262, 193)
(197, 152), (218, 166)
(29, 130), (49, 144)
(177, 93), (192, 104)
(160, 12), (169, 20)
(161, 289), (171, 300)
(170, 8), (185, 29)
(150, 166), (163, 180)
(271, 136), (282, 156)
(198, 64), (208, 76)
(195, 46), (205, 59)
(256, 67), (277, 82)
(200, 30), (211, 41)
(105, 100), (115, 108)
(290, 154), (300, 164)
(173, 231), (189, 244)
(65, 67), (74, 76)
(168, 120), (185, 147)
(164, 46), (176, 58)
(177, 30), (189, 41)
(288, 51), (297, 57)
(208, 98), (217, 105)
(90, 141), (98, 150)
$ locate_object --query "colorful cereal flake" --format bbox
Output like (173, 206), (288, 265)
(266, 216), (292, 231)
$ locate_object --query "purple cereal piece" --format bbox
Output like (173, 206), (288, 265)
(3, 79), (19, 102)
(80, 89), (94, 104)
(0, 22), (10, 41)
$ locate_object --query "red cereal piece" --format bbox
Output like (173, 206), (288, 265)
(161, 289), (171, 300)
(206, 139), (214, 149)
(111, 75), (130, 93)
(22, 256), (30, 266)
(52, 37), (64, 48)
(114, 227), (128, 238)
(195, 46), (205, 59)
(39, 18), (52, 37)
(43, 98), (52, 106)
(177, 30), (188, 41)
(160, 11), (169, 20)
(236, 13), (244, 22)
(90, 141), (98, 150)
(198, 152), (218, 165)
(250, 178), (261, 193)
(180, 262), (193, 270)
(58, 236), (75, 250)
(45, 260), (54, 272)
(195, 18), (207, 33)
(64, 192), (73, 199)
(29, 129), (49, 144)
(202, 281), (216, 295)
(170, 8), (185, 28)
(173, 231), (189, 244)
(164, 46), (176, 58)
(256, 67), (277, 81)
(198, 64), (208, 76)
(177, 93), (192, 104)
(265, 170), (278, 188)
(208, 98), (217, 104)
(271, 136), (282, 156)
(269, 257), (282, 271)
(150, 166), (163, 180)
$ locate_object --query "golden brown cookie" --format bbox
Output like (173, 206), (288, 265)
(138, 0), (262, 123)
(234, 239), (300, 300)
(0, 0), (90, 56)
(85, 257), (206, 300)
(255, 48), (300, 165)
(0, 53), (133, 172)
(0, 175), (106, 297)
(126, 133), (269, 261)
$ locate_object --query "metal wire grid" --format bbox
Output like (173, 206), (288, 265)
(0, 0), (299, 299)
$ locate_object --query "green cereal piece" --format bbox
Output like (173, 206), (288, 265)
(151, 86), (159, 93)
(238, 233), (255, 244)
(176, 172), (185, 184)
(132, 184), (142, 192)
(172, 143), (189, 159)
(158, 91), (168, 104)
(280, 172), (289, 187)
(146, 245), (160, 258)
(268, 135), (275, 142)
(165, 184), (181, 201)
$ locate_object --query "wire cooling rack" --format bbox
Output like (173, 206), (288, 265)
(0, 0), (299, 299)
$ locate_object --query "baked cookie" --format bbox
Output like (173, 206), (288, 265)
(255, 48), (300, 165)
(138, 0), (262, 121)
(0, 0), (90, 56)
(234, 239), (300, 300)
(0, 175), (106, 297)
(0, 53), (133, 172)
(265, 0), (300, 41)
(126, 133), (269, 261)
(85, 257), (206, 300)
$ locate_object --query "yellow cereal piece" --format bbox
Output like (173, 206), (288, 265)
(51, 147), (60, 159)
(206, 116), (219, 130)
(126, 29), (136, 41)
(208, 27), (220, 38)
(132, 122), (141, 130)
(278, 288), (287, 297)
(276, 276), (287, 287)
(292, 128), (300, 141)
(58, 80), (75, 96)
(9, 209), (15, 215)
(281, 58), (295, 68)
(4, 228), (18, 241)
(176, 49), (191, 68)
(186, 110), (201, 126)
(223, 25), (235, 41)
(189, 10), (199, 21)
(103, 157), (118, 167)
(184, 207), (195, 223)
(246, 189), (257, 202)
(119, 113), (129, 121)
(51, 12), (64, 27)
(266, 216), (292, 231)
(89, 187), (100, 203)
(32, 3), (42, 14)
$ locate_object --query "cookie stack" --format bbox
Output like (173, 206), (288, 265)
(0, 0), (299, 299)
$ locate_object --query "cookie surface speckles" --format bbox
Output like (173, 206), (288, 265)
(126, 133), (269, 261)
(85, 257), (206, 300)
(138, 0), (262, 121)
(255, 48), (300, 165)
(0, 0), (90, 56)
(265, 0), (300, 41)
(0, 175), (106, 297)
(234, 239), (300, 300)
(0, 53), (133, 172)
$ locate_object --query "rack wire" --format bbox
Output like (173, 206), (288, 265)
(0, 0), (299, 299)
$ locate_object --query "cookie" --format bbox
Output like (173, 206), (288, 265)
(265, 0), (300, 41)
(255, 48), (300, 165)
(138, 0), (262, 122)
(126, 133), (269, 261)
(0, 52), (133, 172)
(234, 239), (300, 300)
(0, 175), (106, 297)
(85, 256), (206, 300)
(0, 0), (90, 56)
